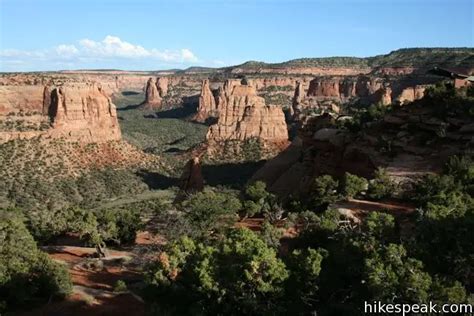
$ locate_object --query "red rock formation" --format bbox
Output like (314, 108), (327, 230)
(395, 85), (426, 104)
(179, 157), (204, 192)
(141, 77), (162, 109)
(372, 86), (392, 106)
(47, 83), (121, 142)
(194, 79), (218, 122)
(306, 76), (385, 101)
(291, 81), (305, 117)
(156, 77), (169, 96)
(206, 80), (288, 144)
(42, 84), (52, 115)
(307, 78), (340, 98)
(0, 82), (121, 143)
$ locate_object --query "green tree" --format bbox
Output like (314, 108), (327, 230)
(146, 228), (289, 315)
(181, 190), (241, 236)
(340, 172), (368, 199)
(309, 175), (340, 209)
(285, 247), (328, 312)
(0, 210), (72, 312)
(367, 168), (397, 200)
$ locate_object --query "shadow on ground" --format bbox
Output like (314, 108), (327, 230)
(136, 170), (179, 190)
(202, 160), (266, 189)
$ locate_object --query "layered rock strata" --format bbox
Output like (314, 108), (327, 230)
(0, 82), (121, 143)
(206, 80), (288, 144)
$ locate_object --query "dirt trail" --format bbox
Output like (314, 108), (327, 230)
(20, 238), (153, 316)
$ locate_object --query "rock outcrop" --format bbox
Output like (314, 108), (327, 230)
(395, 85), (426, 104)
(307, 78), (341, 98)
(206, 80), (288, 144)
(42, 84), (52, 115)
(140, 77), (169, 110)
(253, 93), (474, 197)
(47, 82), (121, 142)
(194, 79), (218, 122)
(179, 157), (204, 192)
(0, 82), (121, 143)
(291, 81), (305, 119)
(141, 78), (162, 109)
(156, 77), (169, 97)
(372, 86), (392, 106)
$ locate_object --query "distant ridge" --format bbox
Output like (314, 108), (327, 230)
(52, 47), (473, 75)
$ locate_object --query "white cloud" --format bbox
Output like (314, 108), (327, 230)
(55, 44), (79, 56)
(0, 35), (199, 71)
(181, 49), (198, 62)
(79, 36), (151, 58)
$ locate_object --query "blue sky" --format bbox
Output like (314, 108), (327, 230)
(0, 0), (472, 71)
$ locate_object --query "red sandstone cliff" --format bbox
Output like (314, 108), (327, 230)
(0, 82), (121, 143)
(206, 80), (288, 144)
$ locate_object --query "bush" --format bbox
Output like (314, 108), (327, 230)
(181, 189), (241, 235)
(340, 172), (368, 199)
(145, 228), (288, 315)
(367, 168), (397, 200)
(0, 210), (72, 312)
(26, 206), (143, 246)
(260, 220), (283, 248)
(309, 175), (340, 209)
(113, 280), (128, 293)
(242, 181), (281, 218)
(94, 208), (143, 245)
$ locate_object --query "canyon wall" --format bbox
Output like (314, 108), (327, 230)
(0, 81), (121, 143)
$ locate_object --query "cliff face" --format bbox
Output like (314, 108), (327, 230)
(194, 79), (218, 123)
(206, 80), (288, 144)
(292, 75), (429, 115)
(252, 92), (474, 197)
(0, 82), (121, 143)
(47, 83), (121, 141)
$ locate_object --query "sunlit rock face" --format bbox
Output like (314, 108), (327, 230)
(206, 79), (288, 144)
(194, 79), (218, 123)
(0, 81), (121, 143)
(140, 77), (169, 110)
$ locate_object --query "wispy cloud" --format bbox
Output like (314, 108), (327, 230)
(0, 35), (198, 71)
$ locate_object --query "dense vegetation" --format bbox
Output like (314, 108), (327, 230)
(0, 210), (72, 313)
(143, 155), (473, 314)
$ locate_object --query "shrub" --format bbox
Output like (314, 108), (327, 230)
(260, 220), (283, 248)
(367, 168), (397, 200)
(181, 189), (241, 235)
(340, 172), (368, 199)
(309, 175), (340, 209)
(113, 280), (128, 293)
(94, 208), (143, 245)
(0, 210), (72, 312)
(145, 228), (289, 315)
